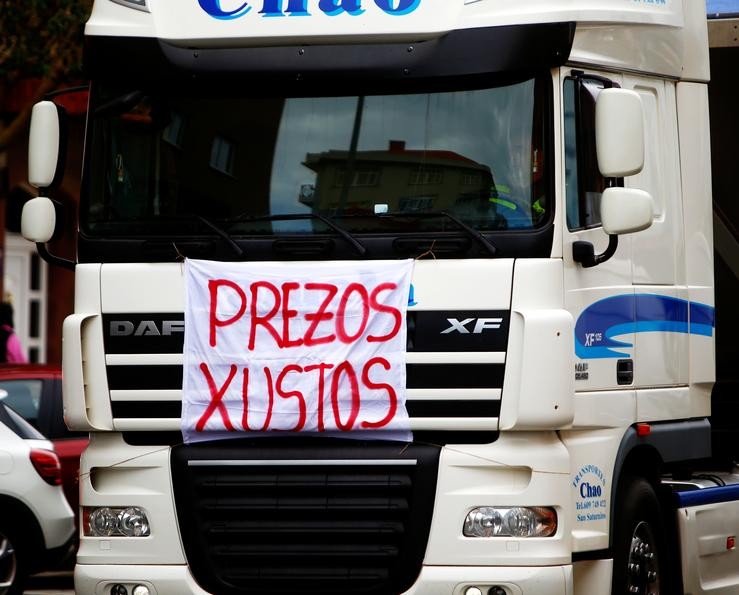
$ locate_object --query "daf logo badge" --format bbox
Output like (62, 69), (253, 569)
(110, 320), (185, 337)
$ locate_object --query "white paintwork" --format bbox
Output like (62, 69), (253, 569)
(595, 89), (645, 178)
(678, 488), (739, 594)
(425, 432), (571, 567)
(75, 563), (574, 595)
(571, 390), (636, 430)
(600, 188), (654, 235)
(100, 259), (514, 312)
(496, 260), (576, 430)
(21, 196), (57, 244)
(63, 313), (113, 430)
(677, 83), (717, 393)
(627, 76), (684, 286)
(500, 309), (575, 430)
(632, 287), (689, 389)
(0, 420), (74, 550)
(87, 0), (684, 44)
(78, 432), (187, 565)
(84, 0), (710, 81)
(28, 102), (60, 189)
(573, 559), (613, 595)
(560, 427), (629, 553)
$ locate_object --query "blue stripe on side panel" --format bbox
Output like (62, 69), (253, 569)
(674, 484), (739, 508)
(575, 295), (715, 360)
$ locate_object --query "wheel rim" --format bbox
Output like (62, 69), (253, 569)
(0, 532), (17, 594)
(626, 520), (660, 594)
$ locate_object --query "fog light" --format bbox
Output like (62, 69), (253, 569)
(85, 506), (151, 537)
(132, 586), (151, 595)
(464, 588), (483, 595)
(110, 585), (127, 595)
(463, 506), (557, 538)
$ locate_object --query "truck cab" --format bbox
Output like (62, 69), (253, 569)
(23, 1), (738, 594)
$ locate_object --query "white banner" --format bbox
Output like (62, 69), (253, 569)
(182, 259), (413, 443)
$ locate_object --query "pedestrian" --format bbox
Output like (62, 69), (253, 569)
(0, 301), (27, 363)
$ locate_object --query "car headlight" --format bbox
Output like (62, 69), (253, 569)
(84, 506), (151, 537)
(463, 506), (557, 538)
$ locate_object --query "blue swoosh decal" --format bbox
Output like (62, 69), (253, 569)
(575, 294), (715, 359)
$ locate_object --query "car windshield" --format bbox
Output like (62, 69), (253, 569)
(82, 77), (549, 237)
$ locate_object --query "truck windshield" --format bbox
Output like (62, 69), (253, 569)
(82, 77), (549, 239)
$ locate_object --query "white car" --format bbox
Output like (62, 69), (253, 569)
(0, 397), (75, 595)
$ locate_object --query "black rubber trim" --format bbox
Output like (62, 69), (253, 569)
(170, 438), (441, 594)
(85, 23), (575, 85)
(110, 398), (500, 420)
(121, 429), (499, 446)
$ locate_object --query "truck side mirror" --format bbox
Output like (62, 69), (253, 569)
(601, 187), (654, 235)
(28, 101), (65, 189)
(25, 100), (74, 269)
(574, 87), (654, 268)
(21, 196), (57, 244)
(595, 88), (644, 177)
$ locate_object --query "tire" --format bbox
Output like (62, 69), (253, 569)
(611, 476), (666, 595)
(0, 523), (28, 595)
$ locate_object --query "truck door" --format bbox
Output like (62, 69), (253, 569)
(561, 69), (637, 394)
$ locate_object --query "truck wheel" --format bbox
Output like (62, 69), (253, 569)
(0, 524), (28, 595)
(611, 476), (665, 595)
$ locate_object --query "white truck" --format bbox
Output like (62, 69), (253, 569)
(20, 0), (739, 593)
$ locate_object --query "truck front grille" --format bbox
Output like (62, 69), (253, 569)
(104, 311), (508, 445)
(171, 440), (440, 595)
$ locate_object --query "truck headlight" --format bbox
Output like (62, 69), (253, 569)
(463, 506), (557, 538)
(84, 507), (151, 537)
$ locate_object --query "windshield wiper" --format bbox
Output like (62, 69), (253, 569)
(197, 215), (245, 258)
(93, 90), (145, 118)
(227, 213), (367, 256)
(382, 210), (497, 256)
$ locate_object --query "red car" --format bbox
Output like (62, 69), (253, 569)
(0, 365), (88, 514)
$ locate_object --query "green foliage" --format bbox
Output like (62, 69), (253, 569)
(0, 0), (93, 82)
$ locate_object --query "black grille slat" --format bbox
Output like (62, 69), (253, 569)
(193, 472), (412, 489)
(171, 441), (440, 594)
(107, 363), (504, 391)
(207, 520), (404, 536)
(102, 310), (510, 354)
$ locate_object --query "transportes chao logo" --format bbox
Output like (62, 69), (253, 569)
(198, 0), (422, 20)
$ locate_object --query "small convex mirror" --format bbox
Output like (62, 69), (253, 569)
(600, 187), (654, 235)
(21, 197), (57, 244)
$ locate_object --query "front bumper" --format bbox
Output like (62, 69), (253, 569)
(75, 563), (574, 595)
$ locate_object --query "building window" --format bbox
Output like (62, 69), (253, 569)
(399, 195), (435, 212)
(461, 172), (482, 186)
(210, 136), (236, 176)
(335, 168), (380, 187)
(163, 112), (185, 148)
(410, 166), (443, 186)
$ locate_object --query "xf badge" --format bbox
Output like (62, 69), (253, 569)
(441, 318), (503, 334)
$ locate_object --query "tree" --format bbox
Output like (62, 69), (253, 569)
(0, 0), (92, 150)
